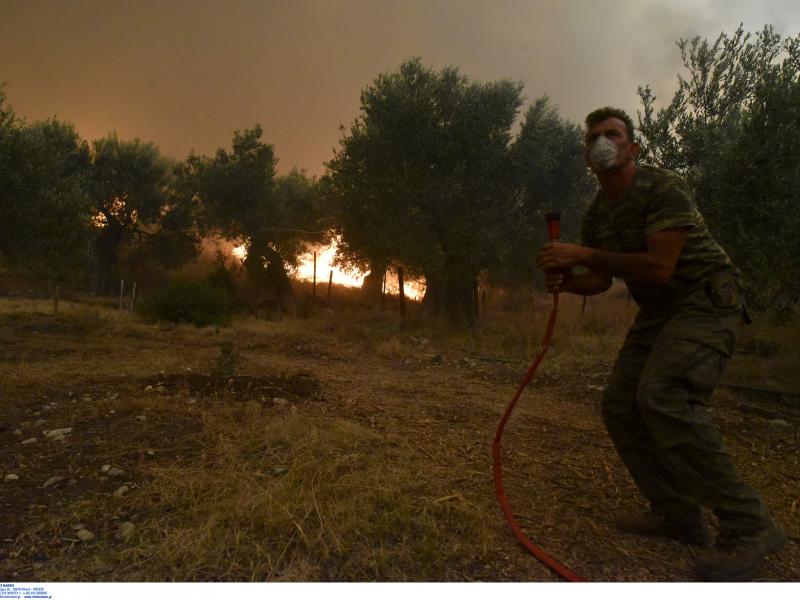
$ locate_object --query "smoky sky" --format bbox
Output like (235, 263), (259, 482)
(1, 0), (798, 176)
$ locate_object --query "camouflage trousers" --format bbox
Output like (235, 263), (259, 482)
(601, 274), (771, 535)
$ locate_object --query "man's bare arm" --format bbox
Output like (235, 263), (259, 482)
(545, 269), (611, 295)
(537, 228), (690, 289)
(581, 228), (689, 286)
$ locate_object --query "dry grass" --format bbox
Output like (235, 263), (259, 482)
(23, 408), (491, 581)
(728, 314), (800, 393)
(1, 290), (798, 582)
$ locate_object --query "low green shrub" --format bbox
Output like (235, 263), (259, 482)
(139, 279), (232, 327)
(207, 258), (239, 300)
(211, 340), (239, 380)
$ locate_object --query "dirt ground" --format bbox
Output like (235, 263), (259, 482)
(1, 298), (798, 582)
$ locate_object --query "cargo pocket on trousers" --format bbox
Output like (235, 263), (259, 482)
(705, 272), (740, 310)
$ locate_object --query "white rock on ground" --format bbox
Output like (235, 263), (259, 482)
(107, 467), (125, 477)
(144, 385), (154, 392)
(13, 429), (22, 436)
(21, 438), (37, 445)
(76, 529), (95, 542)
(113, 485), (129, 497)
(115, 522), (136, 542)
(3, 474), (19, 482)
(100, 464), (111, 473)
(43, 476), (66, 488)
(272, 397), (289, 406)
(45, 428), (73, 438)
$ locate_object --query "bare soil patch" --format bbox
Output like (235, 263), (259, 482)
(1, 298), (797, 581)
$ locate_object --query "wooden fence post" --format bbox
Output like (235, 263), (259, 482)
(327, 270), (333, 302)
(119, 279), (124, 310)
(131, 282), (137, 312)
(381, 270), (386, 311)
(312, 251), (317, 307)
(398, 267), (406, 328)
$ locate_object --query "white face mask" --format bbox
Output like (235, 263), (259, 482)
(589, 136), (619, 171)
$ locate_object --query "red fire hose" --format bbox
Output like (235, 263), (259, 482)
(491, 212), (584, 582)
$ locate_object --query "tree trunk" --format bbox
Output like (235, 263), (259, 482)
(244, 237), (298, 316)
(421, 275), (444, 317)
(92, 218), (125, 294)
(443, 278), (476, 326)
(361, 259), (387, 303)
(422, 264), (476, 325)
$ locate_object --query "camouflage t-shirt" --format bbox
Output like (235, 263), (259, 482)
(581, 165), (739, 314)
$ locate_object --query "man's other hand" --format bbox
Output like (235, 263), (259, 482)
(536, 242), (588, 271)
(544, 271), (571, 293)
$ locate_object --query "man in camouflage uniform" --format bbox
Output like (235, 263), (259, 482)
(536, 107), (787, 581)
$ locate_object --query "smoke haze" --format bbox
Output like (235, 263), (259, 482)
(1, 0), (798, 175)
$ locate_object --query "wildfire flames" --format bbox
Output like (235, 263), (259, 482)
(294, 243), (365, 288)
(231, 244), (247, 261)
(231, 241), (425, 300)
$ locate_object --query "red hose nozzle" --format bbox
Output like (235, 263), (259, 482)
(545, 212), (561, 242)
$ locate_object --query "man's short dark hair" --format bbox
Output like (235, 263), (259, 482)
(585, 107), (636, 142)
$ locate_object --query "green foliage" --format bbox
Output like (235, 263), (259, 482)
(90, 134), (199, 292)
(91, 134), (172, 224)
(180, 127), (323, 312)
(211, 340), (239, 380)
(637, 26), (800, 317)
(187, 129), (324, 254)
(323, 60), (592, 319)
(139, 279), (232, 327)
(270, 168), (327, 267)
(191, 126), (277, 238)
(505, 96), (595, 284)
(323, 58), (525, 320)
(185, 127), (324, 252)
(206, 251), (240, 299)
(0, 88), (198, 290)
(0, 85), (15, 129)
(0, 88), (93, 281)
